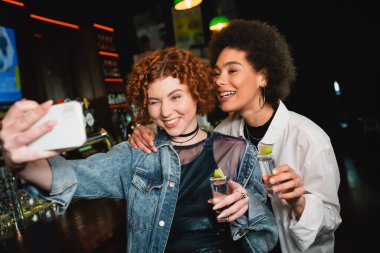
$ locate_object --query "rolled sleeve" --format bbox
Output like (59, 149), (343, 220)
(48, 156), (77, 195)
(24, 156), (78, 211)
(230, 212), (270, 241)
(289, 194), (323, 250)
(287, 146), (341, 251)
(230, 185), (278, 252)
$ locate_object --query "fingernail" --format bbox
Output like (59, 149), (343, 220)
(47, 120), (57, 128)
(41, 100), (53, 109)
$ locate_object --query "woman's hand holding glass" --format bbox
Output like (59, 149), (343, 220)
(209, 180), (249, 223)
(267, 164), (306, 219)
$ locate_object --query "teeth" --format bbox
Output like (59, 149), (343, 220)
(165, 118), (178, 124)
(220, 91), (236, 97)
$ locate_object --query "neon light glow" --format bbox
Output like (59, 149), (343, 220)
(1, 0), (24, 7)
(93, 24), (114, 32)
(30, 14), (79, 29)
(104, 78), (123, 82)
(99, 51), (119, 57)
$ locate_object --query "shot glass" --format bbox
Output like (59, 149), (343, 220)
(257, 155), (280, 198)
(210, 176), (229, 213)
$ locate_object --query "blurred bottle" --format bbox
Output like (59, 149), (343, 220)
(0, 156), (24, 237)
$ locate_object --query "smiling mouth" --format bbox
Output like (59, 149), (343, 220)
(162, 118), (179, 128)
(164, 118), (178, 124)
(219, 91), (236, 98)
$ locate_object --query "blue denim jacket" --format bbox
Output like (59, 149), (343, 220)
(26, 131), (278, 253)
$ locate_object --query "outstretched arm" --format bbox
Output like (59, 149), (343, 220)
(0, 100), (60, 191)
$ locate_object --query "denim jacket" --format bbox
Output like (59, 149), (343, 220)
(25, 131), (278, 253)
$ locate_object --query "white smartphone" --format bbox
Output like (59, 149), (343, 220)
(28, 101), (87, 151)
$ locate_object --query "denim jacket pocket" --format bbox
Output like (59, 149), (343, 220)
(132, 167), (163, 195)
(129, 167), (164, 230)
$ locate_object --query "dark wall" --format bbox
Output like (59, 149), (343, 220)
(0, 1), (141, 138)
(2, 0), (378, 143)
(233, 0), (379, 144)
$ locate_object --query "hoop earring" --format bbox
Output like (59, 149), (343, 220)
(259, 86), (266, 109)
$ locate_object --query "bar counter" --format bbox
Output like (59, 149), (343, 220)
(0, 198), (127, 253)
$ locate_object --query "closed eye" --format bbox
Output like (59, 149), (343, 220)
(148, 100), (160, 105)
(212, 71), (220, 78)
(228, 69), (238, 74)
(171, 95), (182, 101)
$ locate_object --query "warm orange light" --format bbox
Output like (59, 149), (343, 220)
(93, 23), (114, 32)
(2, 0), (24, 7)
(110, 103), (128, 109)
(99, 51), (119, 58)
(17, 230), (23, 242)
(104, 78), (123, 82)
(30, 14), (79, 29)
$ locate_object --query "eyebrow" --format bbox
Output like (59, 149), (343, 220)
(213, 61), (243, 69)
(148, 88), (184, 100)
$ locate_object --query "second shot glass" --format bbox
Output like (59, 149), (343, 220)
(257, 154), (280, 198)
(210, 175), (229, 213)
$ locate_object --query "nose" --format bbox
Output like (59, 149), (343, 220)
(215, 72), (227, 87)
(160, 100), (173, 118)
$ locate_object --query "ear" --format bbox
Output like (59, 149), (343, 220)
(258, 68), (268, 87)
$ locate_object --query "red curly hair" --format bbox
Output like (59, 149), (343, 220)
(126, 47), (217, 123)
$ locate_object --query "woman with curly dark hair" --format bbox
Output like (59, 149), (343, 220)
(130, 20), (342, 253)
(208, 19), (341, 253)
(0, 47), (278, 253)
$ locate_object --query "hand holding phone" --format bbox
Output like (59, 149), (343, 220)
(28, 101), (87, 151)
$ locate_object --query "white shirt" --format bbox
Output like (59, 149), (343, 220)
(215, 101), (342, 253)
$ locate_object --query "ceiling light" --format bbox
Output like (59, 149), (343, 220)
(173, 0), (202, 10)
(209, 16), (229, 31)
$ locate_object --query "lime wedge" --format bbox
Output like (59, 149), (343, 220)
(213, 168), (225, 178)
(259, 145), (272, 155)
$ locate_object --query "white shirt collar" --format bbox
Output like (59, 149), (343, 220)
(261, 100), (289, 145)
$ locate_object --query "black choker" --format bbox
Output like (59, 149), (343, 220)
(178, 123), (199, 137)
(169, 123), (200, 144)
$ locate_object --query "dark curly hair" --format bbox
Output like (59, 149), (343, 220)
(126, 47), (217, 123)
(208, 19), (296, 108)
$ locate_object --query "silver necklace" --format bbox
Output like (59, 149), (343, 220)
(244, 123), (263, 141)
